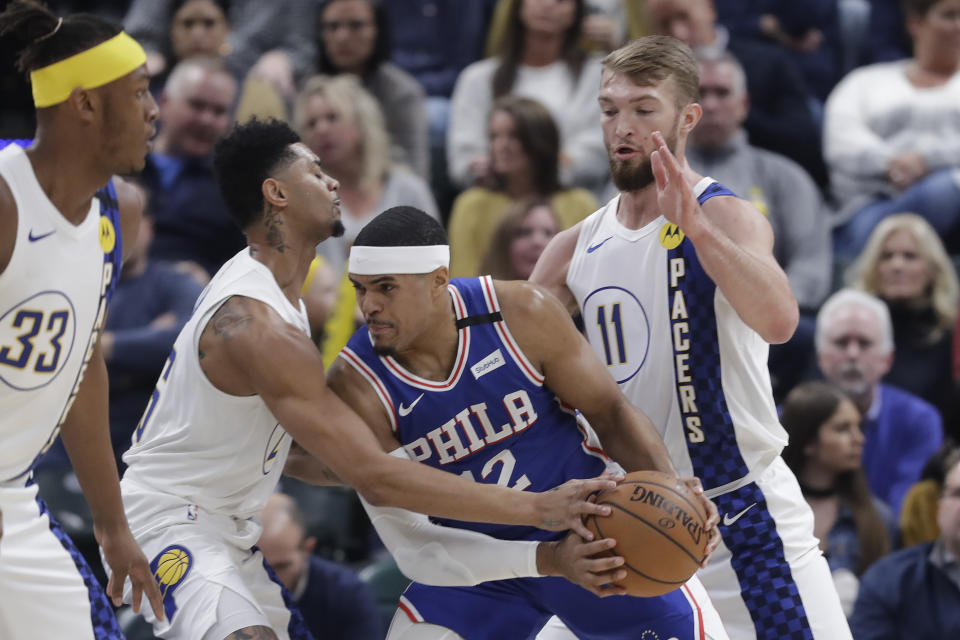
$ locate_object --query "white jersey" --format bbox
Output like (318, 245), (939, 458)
(566, 192), (787, 496)
(0, 144), (122, 483)
(122, 249), (310, 533)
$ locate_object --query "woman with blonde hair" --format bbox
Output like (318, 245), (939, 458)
(294, 74), (438, 269)
(848, 213), (959, 417)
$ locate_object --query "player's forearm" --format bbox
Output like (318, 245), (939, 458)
(282, 442), (343, 486)
(350, 453), (542, 527)
(59, 346), (129, 533)
(593, 402), (676, 475)
(686, 219), (798, 344)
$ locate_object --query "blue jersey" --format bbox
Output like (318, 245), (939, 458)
(341, 276), (609, 541)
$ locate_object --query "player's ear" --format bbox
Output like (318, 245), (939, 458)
(66, 86), (96, 124)
(262, 177), (286, 210)
(680, 102), (702, 134)
(431, 266), (449, 292)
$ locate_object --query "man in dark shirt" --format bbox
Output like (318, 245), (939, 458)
(141, 56), (245, 277)
(850, 449), (960, 639)
(258, 493), (381, 640)
(645, 0), (827, 187)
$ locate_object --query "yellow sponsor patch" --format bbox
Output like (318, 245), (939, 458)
(659, 223), (685, 249)
(99, 216), (116, 253)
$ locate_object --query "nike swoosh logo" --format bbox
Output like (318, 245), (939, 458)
(722, 502), (757, 526)
(398, 393), (425, 417)
(586, 236), (613, 253)
(28, 229), (56, 242)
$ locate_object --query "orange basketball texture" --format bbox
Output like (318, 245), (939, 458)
(586, 470), (708, 597)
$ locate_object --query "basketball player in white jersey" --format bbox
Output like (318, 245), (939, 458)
(118, 117), (618, 640)
(531, 36), (850, 639)
(0, 1), (165, 638)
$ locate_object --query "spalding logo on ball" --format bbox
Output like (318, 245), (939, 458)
(586, 470), (708, 597)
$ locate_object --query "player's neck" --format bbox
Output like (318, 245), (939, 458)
(247, 236), (316, 306)
(616, 185), (661, 230)
(393, 297), (460, 381)
(26, 132), (110, 225)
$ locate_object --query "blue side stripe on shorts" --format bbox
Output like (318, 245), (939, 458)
(36, 492), (124, 639)
(718, 483), (813, 639)
(258, 547), (316, 640)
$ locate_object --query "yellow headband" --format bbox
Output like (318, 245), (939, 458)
(30, 32), (147, 108)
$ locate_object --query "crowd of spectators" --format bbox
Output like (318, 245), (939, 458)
(7, 1), (960, 638)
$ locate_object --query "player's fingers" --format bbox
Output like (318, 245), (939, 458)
(651, 148), (668, 188)
(578, 537), (619, 558)
(139, 567), (166, 621)
(583, 555), (626, 574)
(577, 499), (612, 519)
(131, 580), (143, 615)
(107, 568), (125, 607)
(703, 499), (720, 529)
(569, 516), (595, 541)
(652, 131), (683, 176)
(683, 476), (704, 494)
(571, 477), (618, 503)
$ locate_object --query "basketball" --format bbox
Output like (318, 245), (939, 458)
(586, 470), (709, 597)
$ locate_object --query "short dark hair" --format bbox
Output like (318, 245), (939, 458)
(603, 36), (700, 108)
(0, 0), (121, 74)
(213, 117), (301, 230)
(353, 206), (447, 248)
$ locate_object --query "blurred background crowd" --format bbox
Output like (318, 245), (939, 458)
(4, 0), (960, 637)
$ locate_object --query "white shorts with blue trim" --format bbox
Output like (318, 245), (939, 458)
(116, 521), (293, 640)
(0, 481), (122, 639)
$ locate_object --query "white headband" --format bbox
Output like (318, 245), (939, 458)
(348, 245), (450, 275)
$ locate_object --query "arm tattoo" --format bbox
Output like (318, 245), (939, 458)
(224, 626), (279, 640)
(264, 204), (289, 253)
(210, 297), (253, 341)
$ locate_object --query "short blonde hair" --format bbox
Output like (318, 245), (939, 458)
(603, 35), (700, 108)
(848, 213), (959, 332)
(293, 74), (391, 191)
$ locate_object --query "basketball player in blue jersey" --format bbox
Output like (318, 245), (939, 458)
(117, 117), (618, 640)
(0, 1), (164, 637)
(531, 36), (850, 639)
(307, 206), (727, 639)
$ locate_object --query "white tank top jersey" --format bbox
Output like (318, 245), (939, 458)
(0, 144), (121, 484)
(566, 190), (788, 497)
(122, 248), (310, 522)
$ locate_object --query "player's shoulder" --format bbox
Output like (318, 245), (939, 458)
(493, 279), (569, 325)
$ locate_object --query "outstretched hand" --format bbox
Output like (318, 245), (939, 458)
(97, 525), (165, 621)
(680, 476), (722, 567)
(650, 131), (706, 240)
(535, 472), (623, 540)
